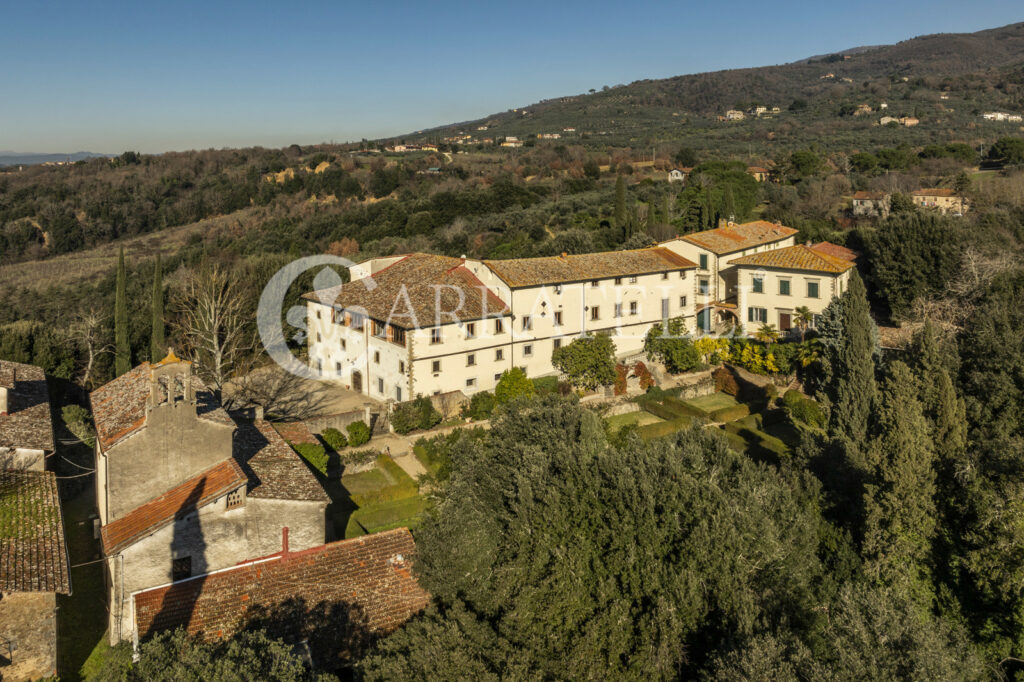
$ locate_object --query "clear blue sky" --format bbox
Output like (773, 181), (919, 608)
(1, 0), (1020, 153)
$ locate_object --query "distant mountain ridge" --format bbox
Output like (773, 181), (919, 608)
(0, 151), (112, 166)
(409, 22), (1024, 142)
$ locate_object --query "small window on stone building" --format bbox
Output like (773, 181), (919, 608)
(226, 488), (244, 510)
(172, 557), (191, 582)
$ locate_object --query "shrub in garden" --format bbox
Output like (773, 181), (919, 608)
(342, 448), (378, 468)
(292, 442), (328, 475)
(392, 396), (442, 435)
(321, 427), (348, 450)
(710, 404), (751, 422)
(495, 368), (535, 403)
(465, 391), (496, 420)
(782, 390), (826, 428)
(346, 420), (371, 446)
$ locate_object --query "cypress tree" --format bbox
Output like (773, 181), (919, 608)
(613, 175), (626, 230)
(862, 361), (937, 592)
(114, 247), (130, 376)
(826, 271), (878, 469)
(150, 254), (165, 361)
(721, 184), (737, 222)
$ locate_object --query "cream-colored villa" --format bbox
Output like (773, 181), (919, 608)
(305, 221), (855, 398)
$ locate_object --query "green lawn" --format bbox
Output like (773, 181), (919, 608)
(721, 413), (798, 464)
(346, 497), (427, 538)
(329, 456), (424, 539)
(683, 392), (739, 413)
(604, 411), (664, 433)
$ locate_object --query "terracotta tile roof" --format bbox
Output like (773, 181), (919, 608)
(90, 363), (234, 451)
(747, 166), (770, 173)
(729, 243), (855, 274)
(809, 241), (858, 262)
(913, 188), (958, 197)
(0, 361), (55, 453)
(677, 221), (799, 254)
(234, 421), (329, 503)
(484, 247), (695, 288)
(0, 469), (70, 594)
(101, 459), (246, 555)
(304, 253), (509, 328)
(852, 191), (887, 200)
(270, 421), (318, 446)
(133, 528), (429, 659)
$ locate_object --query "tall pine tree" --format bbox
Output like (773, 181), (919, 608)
(862, 361), (937, 595)
(114, 247), (130, 376)
(826, 271), (878, 470)
(150, 254), (165, 361)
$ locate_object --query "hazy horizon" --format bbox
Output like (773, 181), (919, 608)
(3, 0), (1022, 154)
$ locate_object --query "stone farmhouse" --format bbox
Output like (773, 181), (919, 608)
(912, 188), (969, 215)
(0, 360), (69, 680)
(304, 248), (698, 400)
(90, 353), (331, 644)
(851, 190), (891, 218)
(132, 528), (429, 667)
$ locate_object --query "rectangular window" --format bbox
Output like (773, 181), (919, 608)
(630, 301), (638, 315)
(494, 319), (504, 334)
(614, 276), (622, 285)
(172, 557), (191, 582)
(432, 360), (441, 373)
(372, 320), (386, 337)
(378, 378), (384, 393)
(466, 378), (476, 388)
(396, 387), (402, 402)
(374, 351), (380, 364)
(807, 281), (819, 298)
(812, 314), (822, 328)
(661, 272), (669, 280)
(699, 278), (710, 295)
(316, 332), (321, 343)
(431, 328), (442, 344)
(399, 360), (405, 374)
(332, 308), (344, 325)
(752, 276), (763, 294)
(779, 279), (791, 296)
(614, 303), (623, 318)
(316, 309), (321, 319)
(351, 314), (364, 331)
(522, 316), (532, 331)
(226, 488), (244, 510)
(467, 353), (476, 366)
(495, 348), (504, 361)
(661, 298), (670, 319)
(391, 326), (406, 346)
(591, 280), (599, 288)
(495, 373), (502, 381)
(554, 284), (563, 295)
(747, 307), (767, 323)
(336, 361), (342, 376)
(554, 311), (562, 326)
(679, 270), (686, 279)
(629, 275), (638, 284)
(524, 344), (533, 357)
(553, 338), (562, 350)
(466, 322), (476, 339)
(679, 295), (687, 308)
(590, 306), (599, 321)
(699, 254), (709, 270)
(340, 339), (346, 351)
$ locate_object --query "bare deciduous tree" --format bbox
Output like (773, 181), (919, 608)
(172, 266), (256, 396)
(71, 308), (112, 389)
(226, 364), (331, 420)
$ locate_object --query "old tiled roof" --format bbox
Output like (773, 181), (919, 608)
(234, 421), (329, 503)
(852, 190), (887, 200)
(913, 188), (957, 197)
(270, 421), (318, 446)
(0, 360), (55, 453)
(484, 247), (695, 288)
(678, 220), (799, 254)
(90, 362), (234, 451)
(729, 244), (855, 274)
(809, 241), (858, 262)
(304, 253), (509, 327)
(101, 459), (246, 555)
(0, 470), (70, 594)
(133, 528), (429, 655)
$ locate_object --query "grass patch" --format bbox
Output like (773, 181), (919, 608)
(637, 416), (694, 440)
(346, 497), (427, 538)
(722, 413), (795, 464)
(604, 411), (664, 433)
(683, 392), (739, 413)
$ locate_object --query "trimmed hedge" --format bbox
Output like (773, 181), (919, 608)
(663, 396), (708, 418)
(321, 427), (348, 450)
(643, 395), (705, 421)
(710, 404), (751, 422)
(292, 442), (328, 475)
(637, 416), (693, 440)
(346, 420), (371, 447)
(782, 390), (826, 429)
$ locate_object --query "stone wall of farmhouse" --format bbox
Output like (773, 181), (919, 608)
(0, 591), (58, 680)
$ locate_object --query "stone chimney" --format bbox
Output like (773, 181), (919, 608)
(0, 366), (14, 416)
